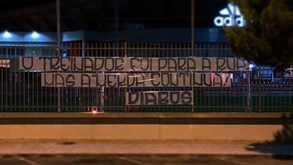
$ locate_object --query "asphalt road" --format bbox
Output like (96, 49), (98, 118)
(0, 154), (292, 165)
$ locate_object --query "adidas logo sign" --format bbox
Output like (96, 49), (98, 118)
(214, 3), (246, 27)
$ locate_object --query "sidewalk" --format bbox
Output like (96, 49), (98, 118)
(0, 140), (292, 156)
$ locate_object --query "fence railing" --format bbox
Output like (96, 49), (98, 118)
(0, 42), (292, 112)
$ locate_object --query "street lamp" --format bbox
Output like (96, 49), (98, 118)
(56, 0), (61, 112)
(191, 0), (194, 56)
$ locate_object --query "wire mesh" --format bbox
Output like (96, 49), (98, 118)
(0, 43), (292, 112)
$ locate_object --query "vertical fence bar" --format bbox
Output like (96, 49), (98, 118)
(124, 42), (128, 112)
(247, 66), (251, 112)
(190, 42), (195, 112)
(258, 67), (262, 112)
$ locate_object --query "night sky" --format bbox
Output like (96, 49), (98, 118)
(0, 0), (229, 31)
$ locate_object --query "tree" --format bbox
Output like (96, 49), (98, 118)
(225, 0), (293, 71)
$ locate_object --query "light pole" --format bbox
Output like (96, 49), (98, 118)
(191, 0), (195, 112)
(56, 0), (61, 112)
(191, 0), (194, 56)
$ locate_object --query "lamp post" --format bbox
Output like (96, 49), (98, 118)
(56, 0), (61, 112)
(57, 0), (61, 51)
(191, 0), (194, 56)
(191, 0), (195, 112)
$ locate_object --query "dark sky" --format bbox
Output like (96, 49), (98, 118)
(1, 0), (54, 11)
(0, 0), (54, 11)
(0, 0), (229, 31)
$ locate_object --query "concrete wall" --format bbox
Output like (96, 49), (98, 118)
(0, 113), (291, 141)
(0, 124), (283, 141)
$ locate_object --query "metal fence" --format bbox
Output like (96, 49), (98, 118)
(0, 42), (292, 112)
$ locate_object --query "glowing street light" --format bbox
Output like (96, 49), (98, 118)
(3, 31), (12, 38)
(31, 31), (40, 39)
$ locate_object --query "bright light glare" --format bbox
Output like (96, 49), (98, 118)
(31, 31), (39, 38)
(90, 106), (101, 114)
(3, 31), (11, 38)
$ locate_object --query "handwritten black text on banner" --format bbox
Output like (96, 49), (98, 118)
(19, 57), (248, 72)
(41, 72), (232, 87)
(126, 91), (193, 105)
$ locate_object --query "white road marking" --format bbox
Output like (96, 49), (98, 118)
(17, 156), (41, 165)
(119, 156), (150, 165)
(220, 156), (258, 165)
